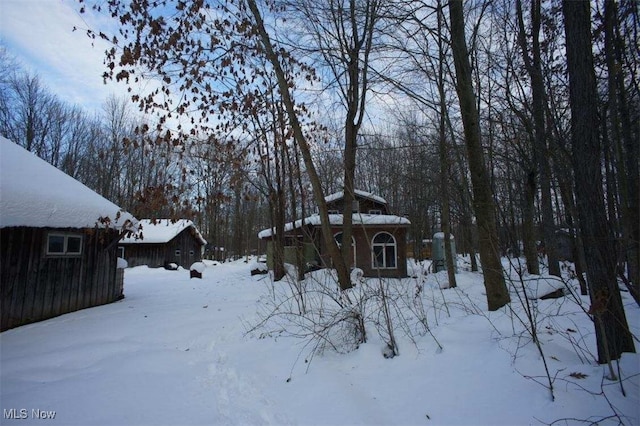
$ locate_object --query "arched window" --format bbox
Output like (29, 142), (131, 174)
(371, 232), (397, 269)
(334, 232), (356, 267)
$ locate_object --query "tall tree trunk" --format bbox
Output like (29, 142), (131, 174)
(233, 184), (244, 260)
(268, 118), (286, 281)
(516, 0), (560, 277)
(448, 0), (509, 310)
(446, 98), (478, 273)
(605, 0), (640, 304)
(562, 0), (635, 363)
(465, 216), (478, 273)
(246, 0), (352, 290)
(340, 0), (378, 279)
(437, 0), (457, 287)
(342, 122), (356, 273)
(340, 0), (358, 271)
(270, 186), (287, 282)
(284, 134), (306, 282)
(295, 146), (309, 284)
(275, 111), (290, 281)
(557, 173), (588, 295)
(523, 171), (540, 275)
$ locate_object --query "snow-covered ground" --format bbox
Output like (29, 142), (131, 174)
(1, 258), (638, 425)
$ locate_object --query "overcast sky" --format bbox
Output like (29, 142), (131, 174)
(0, 0), (127, 113)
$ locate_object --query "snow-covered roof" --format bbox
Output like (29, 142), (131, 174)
(120, 219), (207, 245)
(258, 213), (410, 239)
(0, 136), (137, 231)
(325, 189), (387, 205)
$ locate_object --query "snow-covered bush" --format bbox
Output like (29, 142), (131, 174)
(248, 268), (367, 358)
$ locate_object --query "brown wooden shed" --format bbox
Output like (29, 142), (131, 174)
(0, 137), (138, 331)
(259, 190), (411, 278)
(118, 219), (207, 269)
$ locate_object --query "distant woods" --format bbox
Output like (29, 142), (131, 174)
(2, 0), (639, 317)
(0, 49), (253, 259)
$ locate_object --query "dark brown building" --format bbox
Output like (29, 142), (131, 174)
(0, 137), (138, 331)
(118, 219), (207, 269)
(259, 190), (411, 278)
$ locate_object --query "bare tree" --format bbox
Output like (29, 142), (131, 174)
(603, 0), (640, 304)
(254, 95), (290, 281)
(562, 0), (635, 364)
(80, 0), (356, 290)
(448, 0), (510, 310)
(59, 107), (94, 179)
(436, 0), (457, 287)
(281, 0), (387, 281)
(245, 0), (355, 290)
(515, 0), (560, 277)
(1, 72), (55, 157)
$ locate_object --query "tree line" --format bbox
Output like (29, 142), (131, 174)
(0, 47), (260, 259)
(1, 0), (637, 364)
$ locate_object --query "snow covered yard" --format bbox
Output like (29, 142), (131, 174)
(1, 258), (638, 425)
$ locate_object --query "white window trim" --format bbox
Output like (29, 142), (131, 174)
(46, 233), (83, 256)
(371, 231), (397, 270)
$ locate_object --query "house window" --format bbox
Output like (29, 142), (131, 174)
(369, 209), (382, 215)
(189, 250), (195, 257)
(118, 246), (125, 258)
(328, 210), (339, 215)
(334, 232), (356, 267)
(371, 232), (397, 269)
(175, 249), (181, 257)
(352, 200), (360, 212)
(46, 233), (82, 256)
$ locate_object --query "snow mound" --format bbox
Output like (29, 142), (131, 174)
(350, 268), (364, 283)
(190, 262), (206, 273)
(513, 274), (566, 299)
(249, 261), (268, 272)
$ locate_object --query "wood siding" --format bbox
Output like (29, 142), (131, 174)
(1, 227), (123, 331)
(262, 192), (408, 278)
(324, 226), (408, 278)
(276, 225), (408, 278)
(120, 228), (203, 269)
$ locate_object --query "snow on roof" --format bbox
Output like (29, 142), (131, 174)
(0, 136), (137, 231)
(258, 213), (410, 239)
(120, 219), (207, 245)
(325, 189), (387, 205)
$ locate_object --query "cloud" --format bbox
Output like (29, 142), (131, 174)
(0, 0), (127, 112)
